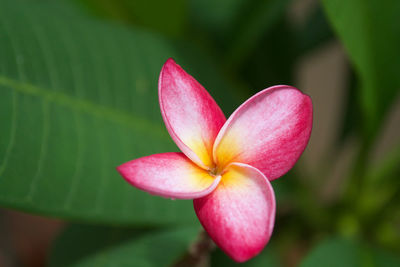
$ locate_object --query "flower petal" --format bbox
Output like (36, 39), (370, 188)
(193, 163), (276, 262)
(213, 85), (312, 180)
(159, 58), (226, 169)
(117, 152), (220, 199)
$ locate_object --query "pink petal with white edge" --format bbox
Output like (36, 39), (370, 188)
(159, 58), (226, 170)
(117, 152), (220, 199)
(213, 85), (313, 180)
(193, 163), (276, 262)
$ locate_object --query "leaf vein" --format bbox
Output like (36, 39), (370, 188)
(0, 76), (169, 140)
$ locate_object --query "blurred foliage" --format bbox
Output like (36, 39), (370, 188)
(0, 0), (399, 266)
(323, 0), (400, 141)
(300, 237), (400, 267)
(211, 246), (279, 267)
(49, 225), (199, 266)
(73, 0), (187, 37)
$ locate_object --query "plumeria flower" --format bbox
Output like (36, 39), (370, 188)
(117, 59), (313, 262)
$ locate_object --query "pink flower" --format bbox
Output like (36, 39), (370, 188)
(117, 58), (313, 262)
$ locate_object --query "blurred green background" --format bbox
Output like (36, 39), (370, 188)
(0, 0), (399, 266)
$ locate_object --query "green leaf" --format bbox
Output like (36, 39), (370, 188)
(73, 0), (187, 37)
(211, 246), (280, 267)
(300, 237), (400, 267)
(322, 0), (400, 139)
(301, 238), (362, 267)
(0, 0), (238, 224)
(372, 247), (400, 267)
(49, 225), (199, 267)
(189, 0), (246, 39)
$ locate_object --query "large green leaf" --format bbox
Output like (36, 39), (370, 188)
(322, 0), (400, 138)
(49, 225), (199, 267)
(0, 0), (238, 224)
(300, 237), (400, 267)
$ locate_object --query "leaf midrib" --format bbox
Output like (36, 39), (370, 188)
(0, 75), (169, 140)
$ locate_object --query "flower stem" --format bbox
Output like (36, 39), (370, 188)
(173, 230), (215, 267)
